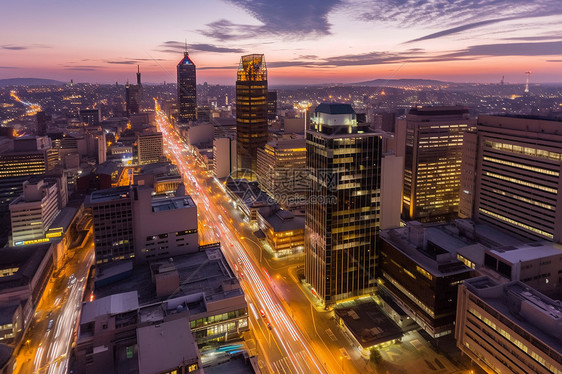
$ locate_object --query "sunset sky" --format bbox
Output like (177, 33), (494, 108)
(1, 0), (561, 85)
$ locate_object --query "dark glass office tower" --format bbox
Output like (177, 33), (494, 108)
(177, 51), (197, 123)
(125, 66), (142, 117)
(236, 54), (268, 178)
(305, 103), (382, 306)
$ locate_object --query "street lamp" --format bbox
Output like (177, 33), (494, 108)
(339, 356), (344, 373)
(241, 236), (264, 264)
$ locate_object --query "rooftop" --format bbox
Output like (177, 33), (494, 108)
(86, 186), (131, 205)
(258, 206), (304, 232)
(335, 299), (402, 348)
(80, 291), (139, 324)
(489, 242), (562, 264)
(137, 317), (199, 374)
(0, 243), (52, 292)
(151, 195), (195, 212)
(464, 276), (562, 354)
(315, 103), (355, 115)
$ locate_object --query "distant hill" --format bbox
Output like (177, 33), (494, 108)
(0, 78), (66, 87)
(353, 78), (450, 87)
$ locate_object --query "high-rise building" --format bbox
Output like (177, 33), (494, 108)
(87, 187), (135, 264)
(267, 90), (277, 121)
(256, 135), (306, 209)
(137, 132), (163, 165)
(459, 115), (562, 243)
(396, 106), (474, 222)
(177, 51), (197, 123)
(36, 111), (48, 136)
(305, 103), (382, 306)
(213, 137), (236, 179)
(125, 66), (142, 117)
(456, 276), (562, 374)
(79, 108), (101, 127)
(9, 179), (60, 245)
(236, 54), (268, 178)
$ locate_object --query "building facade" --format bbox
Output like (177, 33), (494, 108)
(137, 132), (163, 165)
(456, 276), (562, 374)
(9, 179), (60, 245)
(396, 106), (474, 222)
(177, 51), (197, 123)
(459, 115), (562, 243)
(256, 135), (306, 209)
(236, 54), (268, 178)
(305, 103), (382, 306)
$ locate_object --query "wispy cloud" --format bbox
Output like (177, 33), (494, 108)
(447, 40), (562, 58)
(0, 66), (19, 69)
(156, 41), (244, 54)
(1, 44), (51, 50)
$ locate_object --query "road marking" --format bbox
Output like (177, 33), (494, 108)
(339, 347), (350, 359)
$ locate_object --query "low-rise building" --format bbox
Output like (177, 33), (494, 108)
(257, 206), (304, 256)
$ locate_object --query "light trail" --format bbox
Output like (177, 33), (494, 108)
(155, 104), (329, 374)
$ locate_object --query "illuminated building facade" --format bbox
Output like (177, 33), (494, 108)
(305, 103), (382, 306)
(397, 106), (474, 222)
(459, 115), (562, 243)
(236, 54), (268, 178)
(137, 132), (163, 165)
(456, 276), (562, 374)
(87, 187), (135, 264)
(177, 51), (197, 122)
(9, 179), (60, 245)
(256, 135), (306, 209)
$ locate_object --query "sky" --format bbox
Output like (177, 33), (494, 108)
(1, 0), (561, 85)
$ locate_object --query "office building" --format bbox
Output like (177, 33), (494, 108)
(236, 54), (268, 178)
(132, 187), (198, 263)
(305, 103), (382, 306)
(125, 66), (142, 116)
(36, 111), (48, 136)
(257, 205), (305, 256)
(76, 246), (248, 373)
(396, 106), (474, 222)
(87, 187), (135, 264)
(213, 137), (236, 179)
(177, 50), (197, 122)
(456, 276), (562, 374)
(460, 115), (562, 243)
(379, 221), (474, 338)
(79, 108), (101, 127)
(267, 90), (277, 121)
(256, 135), (306, 209)
(9, 179), (61, 245)
(137, 132), (163, 165)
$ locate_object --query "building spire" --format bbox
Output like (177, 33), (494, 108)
(136, 65), (141, 86)
(184, 38), (189, 56)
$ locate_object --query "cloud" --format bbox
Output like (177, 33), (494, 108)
(65, 67), (98, 71)
(447, 41), (562, 58)
(547, 59), (562, 62)
(405, 17), (518, 44)
(200, 0), (341, 41)
(157, 41), (244, 54)
(0, 66), (18, 69)
(1, 44), (50, 50)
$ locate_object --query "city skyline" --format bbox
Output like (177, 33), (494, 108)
(1, 0), (561, 85)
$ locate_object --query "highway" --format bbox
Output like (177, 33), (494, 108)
(14, 234), (94, 374)
(154, 104), (367, 374)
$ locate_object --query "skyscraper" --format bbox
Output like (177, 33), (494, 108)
(459, 115), (562, 243)
(125, 66), (142, 116)
(236, 54), (268, 178)
(305, 103), (382, 306)
(177, 50), (197, 123)
(396, 106), (474, 222)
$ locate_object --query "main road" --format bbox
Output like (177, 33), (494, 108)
(155, 103), (366, 374)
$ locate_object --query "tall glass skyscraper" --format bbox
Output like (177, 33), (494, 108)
(305, 103), (382, 306)
(177, 51), (197, 123)
(236, 54), (268, 178)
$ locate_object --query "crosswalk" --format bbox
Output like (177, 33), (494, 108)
(271, 350), (311, 373)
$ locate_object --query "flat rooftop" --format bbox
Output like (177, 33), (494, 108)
(0, 243), (52, 292)
(489, 242), (562, 263)
(95, 246), (242, 309)
(335, 299), (402, 348)
(465, 276), (562, 355)
(151, 195), (195, 212)
(137, 317), (198, 374)
(86, 186), (131, 205)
